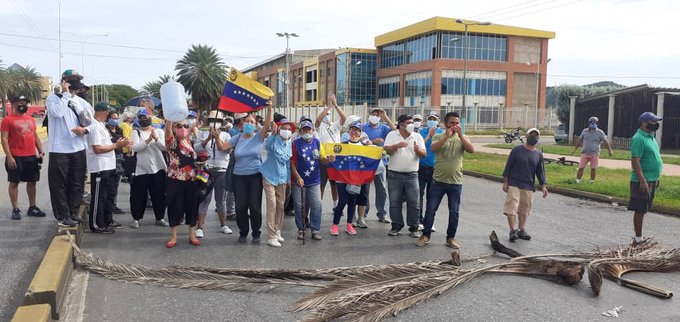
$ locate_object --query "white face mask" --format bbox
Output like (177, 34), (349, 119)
(279, 129), (292, 139)
(212, 123), (221, 129)
(405, 124), (415, 134)
(225, 122), (233, 129)
(413, 121), (422, 128)
(368, 115), (380, 125)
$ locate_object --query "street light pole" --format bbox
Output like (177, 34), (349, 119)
(58, 0), (62, 75)
(455, 19), (491, 132)
(277, 32), (299, 108)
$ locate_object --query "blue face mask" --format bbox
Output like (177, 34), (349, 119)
(243, 123), (256, 134)
(589, 123), (597, 129)
(427, 120), (438, 128)
(107, 119), (120, 127)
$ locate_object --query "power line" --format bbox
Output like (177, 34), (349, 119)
(469, 0), (545, 19)
(0, 42), (178, 61)
(489, 0), (586, 23)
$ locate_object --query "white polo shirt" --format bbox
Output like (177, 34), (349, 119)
(384, 130), (425, 173)
(317, 120), (342, 143)
(86, 121), (116, 173)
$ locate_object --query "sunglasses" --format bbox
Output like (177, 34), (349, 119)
(174, 124), (190, 129)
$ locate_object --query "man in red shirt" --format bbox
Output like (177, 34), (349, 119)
(1, 96), (46, 220)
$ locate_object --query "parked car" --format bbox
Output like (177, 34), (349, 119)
(554, 124), (568, 142)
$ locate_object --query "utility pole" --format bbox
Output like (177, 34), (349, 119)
(276, 32), (299, 108)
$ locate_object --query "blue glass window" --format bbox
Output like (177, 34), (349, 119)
(441, 77), (506, 96)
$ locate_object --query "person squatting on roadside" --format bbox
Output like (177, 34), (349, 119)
(1, 95), (46, 220)
(416, 112), (475, 249)
(501, 128), (548, 242)
(46, 69), (95, 227)
(221, 103), (273, 244)
(362, 108), (396, 223)
(572, 116), (613, 183)
(194, 110), (233, 238)
(164, 118), (200, 248)
(261, 117), (295, 247)
(291, 120), (335, 241)
(383, 114), (426, 238)
(129, 109), (169, 229)
(629, 112), (663, 245)
(86, 102), (131, 234)
(315, 93), (346, 207)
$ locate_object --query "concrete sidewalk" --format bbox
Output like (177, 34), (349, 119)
(475, 143), (680, 176)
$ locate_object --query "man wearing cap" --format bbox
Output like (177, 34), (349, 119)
(384, 115), (426, 237)
(412, 114), (423, 132)
(572, 116), (613, 183)
(417, 112), (444, 228)
(87, 102), (131, 233)
(194, 110), (233, 238)
(1, 95), (46, 220)
(315, 93), (347, 208)
(416, 112), (475, 248)
(501, 128), (548, 243)
(362, 108), (396, 223)
(629, 112), (663, 245)
(45, 70), (96, 227)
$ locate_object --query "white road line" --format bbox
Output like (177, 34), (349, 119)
(60, 269), (89, 322)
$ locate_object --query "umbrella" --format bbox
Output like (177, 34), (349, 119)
(125, 96), (161, 108)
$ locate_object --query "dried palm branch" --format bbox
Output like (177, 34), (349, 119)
(588, 248), (680, 298)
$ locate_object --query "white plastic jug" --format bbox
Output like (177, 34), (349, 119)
(160, 81), (189, 122)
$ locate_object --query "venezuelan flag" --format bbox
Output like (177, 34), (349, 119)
(217, 67), (274, 113)
(324, 143), (383, 185)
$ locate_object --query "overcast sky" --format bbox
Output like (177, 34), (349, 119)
(1, 0), (678, 90)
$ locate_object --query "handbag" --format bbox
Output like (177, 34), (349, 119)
(346, 184), (361, 195)
(224, 134), (241, 192)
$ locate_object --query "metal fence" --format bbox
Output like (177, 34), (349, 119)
(263, 104), (559, 130)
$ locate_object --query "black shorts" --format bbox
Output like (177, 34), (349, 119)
(627, 181), (658, 213)
(5, 156), (40, 183)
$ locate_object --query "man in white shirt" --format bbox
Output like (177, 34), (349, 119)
(383, 115), (426, 238)
(315, 93), (346, 206)
(87, 102), (130, 233)
(194, 110), (233, 238)
(46, 70), (96, 227)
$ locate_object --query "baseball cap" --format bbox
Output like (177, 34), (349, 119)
(137, 109), (151, 117)
(427, 111), (439, 120)
(61, 69), (83, 81)
(188, 110), (198, 118)
(526, 128), (540, 135)
(588, 116), (599, 123)
(639, 112), (662, 123)
(10, 95), (29, 104)
(233, 112), (248, 120)
(299, 120), (313, 130)
(413, 114), (423, 121)
(94, 102), (111, 112)
(348, 120), (362, 129)
(397, 114), (412, 124)
(69, 81), (90, 90)
(207, 110), (224, 119)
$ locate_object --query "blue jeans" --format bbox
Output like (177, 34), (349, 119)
(334, 183), (368, 225)
(418, 165), (434, 221)
(422, 180), (462, 239)
(387, 171), (420, 232)
(370, 170), (388, 218)
(292, 184), (322, 232)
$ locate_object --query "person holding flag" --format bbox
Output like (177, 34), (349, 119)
(315, 93), (346, 207)
(327, 121), (383, 236)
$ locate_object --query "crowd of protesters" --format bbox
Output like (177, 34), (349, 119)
(2, 69), (664, 248)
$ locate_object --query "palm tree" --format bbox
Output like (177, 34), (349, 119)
(142, 74), (175, 97)
(175, 44), (227, 112)
(0, 61), (43, 116)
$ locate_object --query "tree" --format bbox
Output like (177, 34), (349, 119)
(175, 44), (227, 112)
(88, 84), (139, 111)
(0, 61), (43, 116)
(554, 83), (626, 129)
(142, 74), (175, 98)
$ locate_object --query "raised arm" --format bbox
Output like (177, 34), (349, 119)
(329, 93), (346, 126)
(46, 80), (72, 119)
(315, 105), (332, 128)
(259, 100), (273, 142)
(379, 109), (396, 131)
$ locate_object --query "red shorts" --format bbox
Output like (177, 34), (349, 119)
(579, 154), (599, 169)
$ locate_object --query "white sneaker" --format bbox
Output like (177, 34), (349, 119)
(266, 239), (282, 247)
(195, 228), (204, 238)
(431, 225), (436, 232)
(220, 225), (233, 234)
(575, 179), (581, 184)
(156, 219), (169, 227)
(129, 220), (139, 229)
(418, 224), (424, 231)
(276, 230), (285, 242)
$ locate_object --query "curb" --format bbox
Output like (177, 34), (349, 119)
(463, 170), (679, 217)
(13, 202), (86, 320)
(11, 304), (51, 322)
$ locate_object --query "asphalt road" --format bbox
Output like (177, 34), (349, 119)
(70, 175), (680, 321)
(0, 153), (56, 322)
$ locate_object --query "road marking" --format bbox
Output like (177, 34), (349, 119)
(60, 269), (89, 322)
